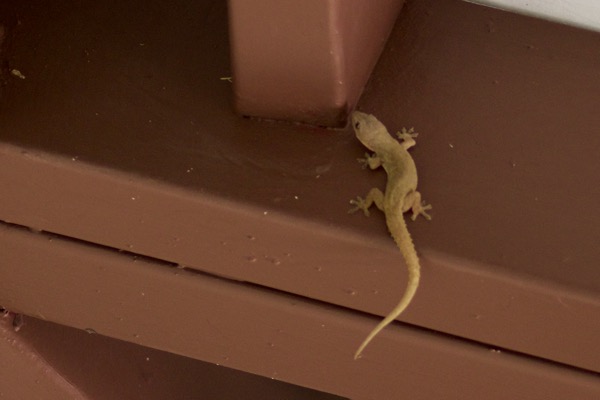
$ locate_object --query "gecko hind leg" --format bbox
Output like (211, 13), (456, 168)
(403, 191), (432, 221)
(348, 188), (385, 216)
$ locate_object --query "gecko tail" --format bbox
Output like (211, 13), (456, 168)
(354, 215), (421, 360)
(353, 271), (419, 360)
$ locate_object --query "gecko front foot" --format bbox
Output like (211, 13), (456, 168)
(356, 154), (370, 170)
(357, 152), (382, 170)
(348, 196), (371, 216)
(396, 127), (418, 141)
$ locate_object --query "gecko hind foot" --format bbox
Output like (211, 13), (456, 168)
(348, 197), (371, 216)
(411, 202), (432, 221)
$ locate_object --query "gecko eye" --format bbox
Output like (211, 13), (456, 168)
(354, 121), (361, 129)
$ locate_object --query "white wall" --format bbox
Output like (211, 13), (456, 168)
(466, 0), (600, 32)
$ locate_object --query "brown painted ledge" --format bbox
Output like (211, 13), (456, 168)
(1, 0), (599, 399)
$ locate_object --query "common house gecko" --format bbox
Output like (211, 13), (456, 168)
(349, 111), (431, 359)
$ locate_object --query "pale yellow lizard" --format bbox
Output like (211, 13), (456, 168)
(349, 111), (431, 359)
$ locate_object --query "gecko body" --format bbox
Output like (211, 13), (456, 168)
(349, 111), (431, 360)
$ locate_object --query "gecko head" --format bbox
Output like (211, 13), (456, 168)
(351, 111), (386, 150)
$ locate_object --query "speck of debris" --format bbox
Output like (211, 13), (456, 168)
(11, 69), (26, 79)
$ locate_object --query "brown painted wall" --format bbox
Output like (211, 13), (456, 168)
(0, 0), (599, 398)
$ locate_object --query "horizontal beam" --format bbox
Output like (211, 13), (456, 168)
(1, 224), (599, 399)
(1, 144), (598, 373)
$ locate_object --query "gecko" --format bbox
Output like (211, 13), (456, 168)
(348, 111), (431, 360)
